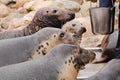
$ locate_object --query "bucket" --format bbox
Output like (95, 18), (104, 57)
(89, 7), (115, 35)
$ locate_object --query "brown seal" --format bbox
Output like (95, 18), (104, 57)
(0, 5), (75, 40)
(0, 44), (95, 80)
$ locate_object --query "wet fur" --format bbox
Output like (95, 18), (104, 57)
(0, 6), (75, 40)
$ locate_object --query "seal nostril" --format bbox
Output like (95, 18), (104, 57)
(69, 13), (75, 19)
(82, 27), (87, 32)
(46, 11), (49, 13)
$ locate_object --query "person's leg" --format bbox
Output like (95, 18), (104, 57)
(100, 0), (115, 7)
(115, 3), (120, 58)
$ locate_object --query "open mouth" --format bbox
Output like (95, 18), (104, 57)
(80, 27), (87, 34)
(77, 27), (87, 37)
(78, 48), (96, 64)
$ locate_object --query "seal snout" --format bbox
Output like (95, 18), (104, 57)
(89, 51), (96, 63)
(77, 27), (86, 36)
(68, 12), (75, 20)
(81, 27), (87, 33)
(78, 49), (96, 64)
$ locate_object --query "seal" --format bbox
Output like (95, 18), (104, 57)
(0, 27), (84, 67)
(0, 27), (62, 67)
(0, 5), (75, 40)
(86, 59), (120, 80)
(0, 44), (96, 80)
(62, 19), (86, 46)
(92, 31), (118, 63)
(30, 26), (86, 60)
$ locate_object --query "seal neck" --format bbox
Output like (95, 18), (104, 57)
(23, 21), (41, 36)
(57, 52), (85, 80)
(29, 35), (64, 60)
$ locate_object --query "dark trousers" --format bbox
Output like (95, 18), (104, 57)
(100, 0), (115, 7)
(116, 5), (120, 47)
(116, 9), (120, 58)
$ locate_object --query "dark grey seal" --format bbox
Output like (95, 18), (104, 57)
(0, 5), (75, 40)
(86, 59), (120, 80)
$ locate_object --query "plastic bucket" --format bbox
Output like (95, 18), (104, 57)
(89, 7), (115, 35)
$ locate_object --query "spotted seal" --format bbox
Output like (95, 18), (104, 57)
(30, 26), (86, 60)
(0, 5), (75, 40)
(86, 59), (120, 80)
(0, 27), (84, 67)
(62, 19), (86, 46)
(0, 44), (95, 80)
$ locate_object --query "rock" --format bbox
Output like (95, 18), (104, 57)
(8, 11), (35, 30)
(16, 7), (28, 14)
(0, 0), (13, 4)
(0, 26), (6, 32)
(22, 11), (35, 22)
(81, 35), (104, 47)
(24, 1), (53, 11)
(0, 13), (24, 29)
(7, 18), (25, 30)
(13, 0), (31, 8)
(70, 0), (83, 5)
(53, 0), (81, 12)
(79, 1), (97, 17)
(0, 3), (9, 18)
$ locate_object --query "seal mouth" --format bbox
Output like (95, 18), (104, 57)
(89, 52), (96, 63)
(79, 27), (87, 34)
(78, 48), (96, 64)
(77, 27), (86, 37)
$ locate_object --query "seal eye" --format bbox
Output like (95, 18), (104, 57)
(46, 11), (49, 13)
(59, 32), (65, 38)
(79, 49), (83, 54)
(53, 10), (57, 13)
(72, 24), (76, 27)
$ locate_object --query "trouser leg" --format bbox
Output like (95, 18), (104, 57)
(115, 4), (120, 58)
